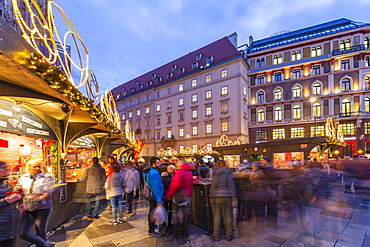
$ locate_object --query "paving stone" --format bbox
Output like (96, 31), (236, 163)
(90, 232), (125, 245)
(253, 239), (280, 247)
(94, 241), (116, 247)
(85, 222), (134, 239)
(320, 209), (353, 219)
(334, 239), (363, 247)
(350, 214), (370, 226)
(113, 233), (155, 246)
(264, 234), (287, 245)
(341, 226), (366, 239)
(318, 230), (363, 245)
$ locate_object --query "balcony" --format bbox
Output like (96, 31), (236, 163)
(332, 44), (367, 56)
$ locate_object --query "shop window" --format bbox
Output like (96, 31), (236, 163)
(293, 85), (301, 98)
(310, 125), (325, 137)
(293, 104), (301, 119)
(341, 98), (351, 117)
(256, 130), (268, 140)
(272, 128), (285, 139)
(312, 82), (322, 95)
(257, 91), (265, 102)
(339, 123), (355, 135)
(341, 78), (351, 91)
(365, 122), (370, 134)
(274, 88), (282, 100)
(275, 106), (282, 120)
(291, 127), (304, 138)
(257, 109), (265, 122)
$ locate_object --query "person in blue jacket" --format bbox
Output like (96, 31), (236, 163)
(143, 156), (164, 237)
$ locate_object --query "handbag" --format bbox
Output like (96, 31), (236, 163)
(23, 178), (50, 212)
(143, 175), (153, 200)
(173, 187), (186, 204)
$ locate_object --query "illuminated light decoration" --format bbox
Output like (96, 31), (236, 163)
(100, 89), (121, 129)
(157, 147), (178, 157)
(12, 0), (89, 88)
(124, 121), (136, 145)
(178, 146), (218, 157)
(85, 70), (99, 104)
(216, 135), (247, 147)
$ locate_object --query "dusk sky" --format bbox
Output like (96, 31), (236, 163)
(54, 0), (370, 94)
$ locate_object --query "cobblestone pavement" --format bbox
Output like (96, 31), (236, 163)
(49, 184), (370, 247)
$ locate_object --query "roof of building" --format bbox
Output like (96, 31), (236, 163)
(111, 36), (241, 101)
(248, 18), (370, 53)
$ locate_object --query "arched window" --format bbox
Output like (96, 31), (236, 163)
(293, 104), (301, 119)
(341, 78), (351, 91)
(257, 109), (265, 122)
(366, 57), (370, 67)
(275, 106), (282, 120)
(345, 39), (351, 50)
(317, 46), (322, 56)
(312, 82), (322, 95)
(292, 51), (296, 61)
(293, 85), (301, 98)
(341, 98), (351, 117)
(311, 47), (317, 57)
(277, 54), (282, 64)
(273, 55), (278, 65)
(365, 37), (370, 49)
(365, 75), (370, 90)
(340, 40), (345, 51)
(257, 91), (265, 102)
(313, 102), (321, 117)
(296, 50), (301, 60)
(261, 58), (265, 67)
(256, 59), (261, 68)
(365, 97), (370, 112)
(274, 88), (282, 100)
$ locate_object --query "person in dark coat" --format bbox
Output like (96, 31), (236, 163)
(0, 161), (22, 247)
(161, 165), (176, 233)
(209, 160), (236, 242)
(80, 157), (107, 220)
(198, 159), (209, 178)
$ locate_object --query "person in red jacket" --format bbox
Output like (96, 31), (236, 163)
(165, 161), (193, 238)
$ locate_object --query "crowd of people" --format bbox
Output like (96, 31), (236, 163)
(1, 154), (370, 246)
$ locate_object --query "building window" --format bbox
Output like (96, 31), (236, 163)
(292, 50), (301, 61)
(291, 127), (304, 138)
(179, 68), (186, 74)
(293, 104), (301, 119)
(311, 47), (317, 57)
(292, 85), (301, 98)
(206, 90), (212, 99)
(366, 97), (370, 112)
(345, 39), (351, 50)
(257, 75), (264, 85)
(221, 102), (228, 113)
(192, 126), (198, 135)
(312, 82), (322, 95)
(365, 122), (370, 134)
(166, 102), (172, 109)
(167, 115), (172, 123)
(156, 118), (160, 125)
(275, 106), (282, 120)
(156, 91), (160, 98)
(129, 112), (132, 118)
(167, 87), (171, 95)
(366, 57), (370, 67)
(145, 107), (150, 114)
(257, 91), (265, 102)
(178, 83), (184, 91)
(274, 88), (282, 100)
(221, 69), (228, 78)
(221, 121), (229, 132)
(167, 72), (174, 79)
(274, 54), (282, 64)
(317, 46), (322, 56)
(312, 65), (320, 75)
(179, 145), (184, 153)
(157, 132), (161, 139)
(192, 94), (198, 103)
(341, 78), (351, 91)
(272, 128), (285, 139)
(257, 59), (261, 68)
(122, 114), (125, 120)
(339, 123), (355, 135)
(221, 86), (228, 95)
(179, 128), (184, 137)
(146, 120), (149, 127)
(167, 130), (172, 139)
(179, 98), (184, 106)
(192, 79), (197, 87)
(146, 95), (150, 101)
(179, 113), (184, 121)
(292, 51), (296, 61)
(206, 106), (212, 116)
(206, 75), (211, 83)
(192, 110), (198, 119)
(137, 110), (141, 116)
(365, 37), (370, 49)
(341, 98), (351, 117)
(274, 72), (282, 82)
(206, 124), (212, 134)
(257, 109), (264, 122)
(206, 56), (214, 64)
(311, 125), (325, 137)
(243, 87), (247, 96)
(156, 104), (161, 112)
(340, 40), (345, 51)
(256, 130), (268, 140)
(192, 145), (198, 152)
(137, 97), (141, 104)
(313, 102), (321, 117)
(292, 69), (300, 79)
(341, 59), (350, 70)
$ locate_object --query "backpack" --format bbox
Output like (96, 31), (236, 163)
(143, 174), (153, 200)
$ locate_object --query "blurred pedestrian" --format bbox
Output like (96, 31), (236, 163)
(209, 160), (236, 242)
(0, 161), (22, 247)
(105, 164), (125, 225)
(80, 157), (106, 220)
(161, 164), (176, 233)
(198, 159), (209, 179)
(123, 161), (140, 216)
(15, 159), (55, 247)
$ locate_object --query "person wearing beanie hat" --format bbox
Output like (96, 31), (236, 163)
(261, 156), (271, 163)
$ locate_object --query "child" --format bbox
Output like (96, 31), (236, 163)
(104, 164), (125, 224)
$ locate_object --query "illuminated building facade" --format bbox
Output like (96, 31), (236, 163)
(246, 18), (370, 157)
(112, 33), (249, 160)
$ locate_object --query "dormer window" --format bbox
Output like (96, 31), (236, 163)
(206, 56), (214, 64)
(196, 54), (202, 60)
(151, 73), (157, 79)
(156, 77), (163, 83)
(167, 72), (174, 79)
(139, 84), (144, 90)
(192, 62), (198, 69)
(130, 88), (135, 93)
(147, 81), (153, 86)
(179, 68), (186, 74)
(172, 64), (178, 70)
(121, 87), (126, 92)
(116, 94), (121, 100)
